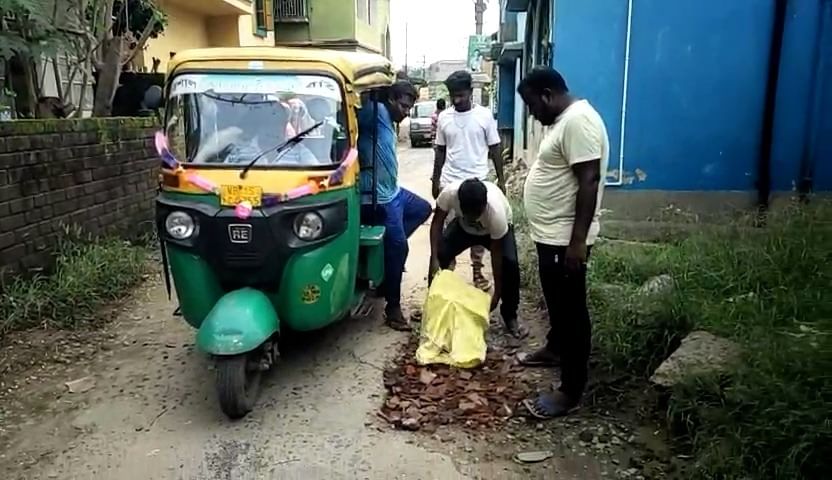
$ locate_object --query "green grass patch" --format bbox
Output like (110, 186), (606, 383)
(513, 197), (832, 479)
(0, 228), (150, 337)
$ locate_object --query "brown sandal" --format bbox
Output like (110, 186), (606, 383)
(473, 275), (492, 292)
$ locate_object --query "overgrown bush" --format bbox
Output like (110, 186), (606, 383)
(0, 227), (150, 336)
(513, 195), (832, 479)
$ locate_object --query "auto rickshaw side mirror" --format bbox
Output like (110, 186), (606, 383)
(143, 85), (164, 110)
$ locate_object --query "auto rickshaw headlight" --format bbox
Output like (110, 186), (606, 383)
(165, 211), (196, 240)
(294, 211), (323, 240)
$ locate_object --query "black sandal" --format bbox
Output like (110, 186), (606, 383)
(385, 308), (411, 332)
(522, 392), (578, 419)
(504, 320), (529, 339)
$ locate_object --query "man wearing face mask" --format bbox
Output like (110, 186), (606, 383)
(432, 71), (505, 292)
(359, 81), (432, 331)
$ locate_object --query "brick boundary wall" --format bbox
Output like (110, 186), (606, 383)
(0, 117), (159, 279)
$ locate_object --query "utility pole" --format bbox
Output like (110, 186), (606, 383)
(404, 22), (409, 76)
(474, 0), (487, 35)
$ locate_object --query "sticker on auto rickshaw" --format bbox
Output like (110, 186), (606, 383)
(220, 185), (263, 207)
(301, 284), (321, 304)
(321, 264), (334, 282)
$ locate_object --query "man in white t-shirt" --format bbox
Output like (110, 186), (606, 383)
(516, 67), (609, 419)
(432, 71), (505, 292)
(428, 179), (526, 338)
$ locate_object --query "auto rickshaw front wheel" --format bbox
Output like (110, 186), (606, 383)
(216, 353), (262, 419)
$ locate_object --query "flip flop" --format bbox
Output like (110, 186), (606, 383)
(386, 319), (411, 332)
(474, 276), (492, 292)
(385, 309), (411, 332)
(516, 349), (560, 367)
(522, 393), (578, 420)
(505, 322), (530, 340)
(512, 450), (555, 464)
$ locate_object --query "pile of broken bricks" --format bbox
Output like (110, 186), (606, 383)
(378, 337), (531, 432)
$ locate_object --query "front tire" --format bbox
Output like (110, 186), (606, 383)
(216, 354), (262, 419)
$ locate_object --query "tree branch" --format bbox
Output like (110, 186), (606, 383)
(121, 14), (158, 66)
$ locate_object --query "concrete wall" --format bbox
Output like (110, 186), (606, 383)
(770, 0), (832, 192)
(145, 2), (211, 72)
(355, 0), (391, 54)
(208, 15), (242, 47)
(427, 60), (469, 83)
(0, 118), (158, 277)
(145, 1), (274, 73)
(238, 15), (276, 46)
(275, 0), (357, 45)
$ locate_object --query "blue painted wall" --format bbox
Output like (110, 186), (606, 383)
(627, 1), (774, 190)
(811, 27), (832, 191)
(771, 0), (832, 191)
(539, 0), (832, 192)
(497, 63), (516, 129)
(551, 0), (629, 185)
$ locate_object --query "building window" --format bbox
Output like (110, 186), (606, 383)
(357, 0), (374, 25)
(276, 0), (308, 22)
(254, 0), (274, 35)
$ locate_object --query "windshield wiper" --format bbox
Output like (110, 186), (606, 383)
(239, 121), (324, 179)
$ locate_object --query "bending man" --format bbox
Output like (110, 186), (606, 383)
(428, 179), (525, 338)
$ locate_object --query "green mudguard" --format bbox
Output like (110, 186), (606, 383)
(196, 288), (279, 356)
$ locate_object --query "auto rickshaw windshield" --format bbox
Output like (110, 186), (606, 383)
(165, 73), (347, 167)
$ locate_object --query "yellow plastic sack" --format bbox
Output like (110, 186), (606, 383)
(415, 270), (490, 368)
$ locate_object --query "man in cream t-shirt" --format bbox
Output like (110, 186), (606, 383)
(516, 67), (609, 419)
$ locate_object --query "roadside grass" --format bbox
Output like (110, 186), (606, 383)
(0, 226), (151, 337)
(512, 198), (832, 479)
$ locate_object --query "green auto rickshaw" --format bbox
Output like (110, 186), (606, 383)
(149, 46), (392, 418)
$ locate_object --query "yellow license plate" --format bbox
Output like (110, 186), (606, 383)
(220, 185), (263, 207)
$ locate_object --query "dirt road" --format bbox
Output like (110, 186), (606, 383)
(0, 146), (662, 480)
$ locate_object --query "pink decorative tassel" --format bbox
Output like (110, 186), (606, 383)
(155, 131), (179, 169)
(328, 148), (358, 185)
(235, 201), (253, 219)
(185, 173), (219, 193)
(284, 183), (316, 200)
(154, 130), (168, 153)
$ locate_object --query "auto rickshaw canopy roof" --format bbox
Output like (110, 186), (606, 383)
(166, 47), (395, 92)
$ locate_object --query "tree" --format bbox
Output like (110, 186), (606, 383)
(0, 0), (166, 117)
(85, 0), (166, 116)
(0, 0), (67, 116)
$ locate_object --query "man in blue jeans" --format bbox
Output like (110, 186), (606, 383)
(358, 81), (432, 330)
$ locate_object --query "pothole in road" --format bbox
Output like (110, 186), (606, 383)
(377, 333), (531, 433)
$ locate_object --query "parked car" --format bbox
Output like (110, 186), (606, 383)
(409, 101), (435, 148)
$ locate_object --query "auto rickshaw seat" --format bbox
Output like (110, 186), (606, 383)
(358, 225), (385, 286)
(359, 225), (385, 246)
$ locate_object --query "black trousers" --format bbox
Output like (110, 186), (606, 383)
(437, 219), (520, 322)
(536, 243), (592, 399)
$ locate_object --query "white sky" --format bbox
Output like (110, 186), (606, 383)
(389, 0), (500, 68)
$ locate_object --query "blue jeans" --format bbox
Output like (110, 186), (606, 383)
(361, 188), (432, 310)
